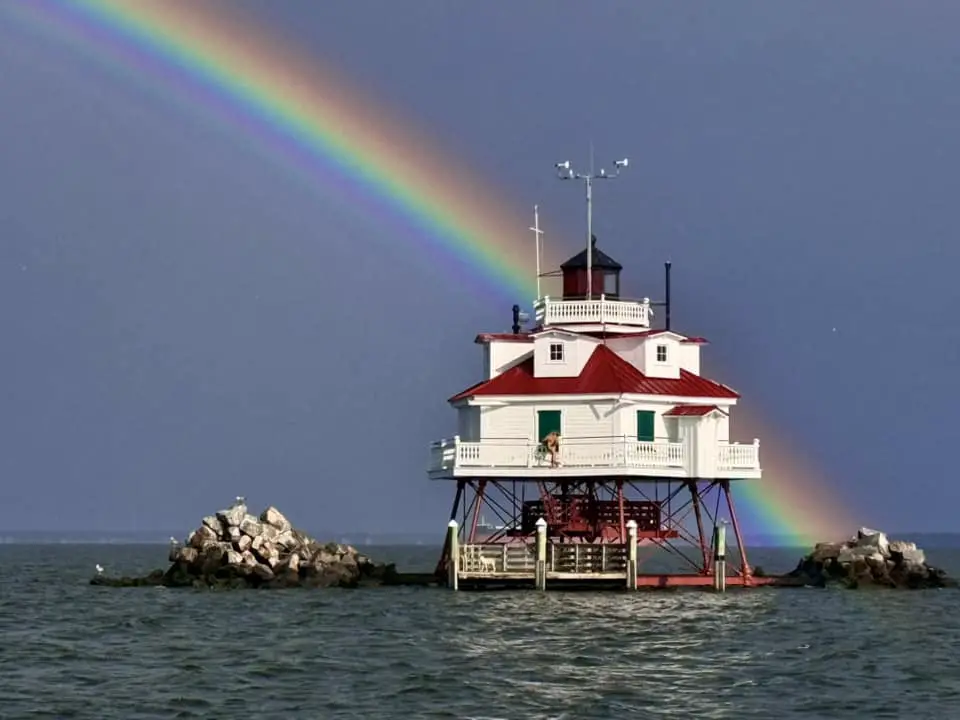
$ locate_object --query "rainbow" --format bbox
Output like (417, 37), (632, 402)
(7, 0), (860, 544)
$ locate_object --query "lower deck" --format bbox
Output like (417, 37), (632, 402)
(450, 541), (789, 591)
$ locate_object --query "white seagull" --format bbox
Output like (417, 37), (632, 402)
(95, 564), (104, 574)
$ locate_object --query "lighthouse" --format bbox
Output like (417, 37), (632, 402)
(428, 186), (766, 590)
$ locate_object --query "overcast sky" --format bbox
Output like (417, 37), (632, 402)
(1, 1), (958, 535)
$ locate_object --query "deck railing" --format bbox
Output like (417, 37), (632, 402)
(459, 543), (628, 575)
(431, 436), (686, 471)
(716, 441), (760, 471)
(430, 436), (761, 476)
(534, 295), (652, 328)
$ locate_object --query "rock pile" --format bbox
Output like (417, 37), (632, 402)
(788, 527), (956, 589)
(92, 499), (398, 589)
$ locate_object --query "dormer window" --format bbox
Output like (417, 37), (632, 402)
(548, 342), (565, 362)
(656, 344), (668, 363)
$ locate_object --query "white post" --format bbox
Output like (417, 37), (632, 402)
(447, 520), (459, 591)
(713, 521), (727, 592)
(535, 517), (547, 591)
(626, 519), (638, 590)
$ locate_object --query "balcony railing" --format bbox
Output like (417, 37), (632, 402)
(534, 295), (652, 329)
(429, 436), (761, 478)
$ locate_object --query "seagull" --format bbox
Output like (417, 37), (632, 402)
(95, 564), (104, 574)
(235, 495), (246, 506)
(169, 536), (179, 546)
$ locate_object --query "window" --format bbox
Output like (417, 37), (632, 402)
(548, 342), (564, 362)
(603, 271), (618, 295)
(656, 344), (668, 363)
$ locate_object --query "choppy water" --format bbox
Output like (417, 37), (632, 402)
(2, 544), (960, 719)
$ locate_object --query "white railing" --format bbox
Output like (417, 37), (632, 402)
(716, 440), (761, 471)
(430, 436), (761, 475)
(430, 436), (687, 471)
(459, 543), (628, 575)
(534, 295), (652, 328)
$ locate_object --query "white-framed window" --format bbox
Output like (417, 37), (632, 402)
(656, 344), (668, 363)
(603, 271), (618, 295)
(548, 342), (565, 362)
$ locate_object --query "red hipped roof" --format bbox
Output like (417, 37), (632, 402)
(449, 344), (739, 402)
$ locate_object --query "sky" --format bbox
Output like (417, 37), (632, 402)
(1, 1), (959, 535)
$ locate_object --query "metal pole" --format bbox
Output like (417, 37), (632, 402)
(626, 518), (638, 590)
(586, 177), (593, 299)
(531, 205), (543, 300)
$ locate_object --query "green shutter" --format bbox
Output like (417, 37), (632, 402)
(537, 410), (562, 439)
(637, 410), (655, 442)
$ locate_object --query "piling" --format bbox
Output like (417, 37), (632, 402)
(626, 519), (638, 590)
(713, 521), (727, 592)
(535, 517), (547, 591)
(447, 519), (459, 591)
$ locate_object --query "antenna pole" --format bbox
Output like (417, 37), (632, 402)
(554, 154), (629, 301)
(531, 205), (544, 300)
(586, 177), (593, 298)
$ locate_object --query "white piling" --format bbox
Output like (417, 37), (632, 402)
(713, 521), (727, 592)
(447, 520), (459, 591)
(626, 519), (638, 590)
(535, 517), (547, 591)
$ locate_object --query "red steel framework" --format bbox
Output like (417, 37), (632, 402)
(435, 475), (758, 586)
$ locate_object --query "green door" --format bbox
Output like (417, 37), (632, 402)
(537, 410), (562, 440)
(637, 410), (655, 442)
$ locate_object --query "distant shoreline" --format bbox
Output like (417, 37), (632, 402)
(3, 531), (960, 548)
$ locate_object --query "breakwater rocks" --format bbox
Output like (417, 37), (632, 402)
(91, 499), (399, 589)
(788, 527), (956, 589)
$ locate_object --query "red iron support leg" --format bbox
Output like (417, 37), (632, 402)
(688, 481), (710, 574)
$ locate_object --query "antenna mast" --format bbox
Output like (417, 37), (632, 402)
(554, 153), (629, 300)
(530, 205), (544, 300)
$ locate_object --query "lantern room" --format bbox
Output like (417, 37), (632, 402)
(560, 235), (623, 299)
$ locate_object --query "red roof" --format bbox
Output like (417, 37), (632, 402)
(449, 344), (738, 402)
(664, 405), (725, 416)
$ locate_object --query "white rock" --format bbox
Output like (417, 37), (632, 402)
(901, 548), (926, 566)
(227, 526), (242, 543)
(285, 553), (301, 573)
(855, 529), (889, 555)
(260, 506), (292, 532)
(837, 545), (871, 564)
(889, 540), (917, 554)
(260, 524), (279, 541)
(202, 515), (222, 533)
(217, 503), (247, 529)
(274, 530), (297, 550)
(251, 535), (264, 552)
(240, 550), (258, 567)
(235, 534), (252, 552)
(239, 515), (263, 538)
(225, 550), (244, 566)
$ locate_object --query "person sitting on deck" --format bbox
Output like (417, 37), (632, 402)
(541, 431), (561, 467)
